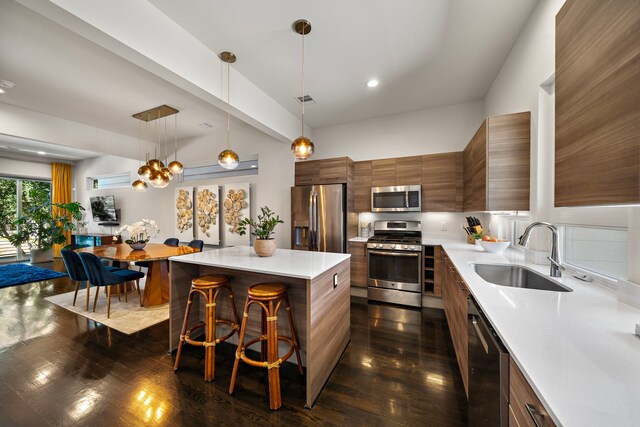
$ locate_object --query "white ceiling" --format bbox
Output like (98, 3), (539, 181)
(0, 0), (230, 143)
(0, 0), (538, 157)
(0, 133), (100, 162)
(149, 0), (538, 128)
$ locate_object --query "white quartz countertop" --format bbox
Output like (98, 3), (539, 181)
(349, 237), (369, 243)
(441, 242), (640, 427)
(169, 245), (350, 280)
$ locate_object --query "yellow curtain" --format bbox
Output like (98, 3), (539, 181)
(51, 162), (72, 258)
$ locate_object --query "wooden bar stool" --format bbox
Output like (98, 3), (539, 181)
(173, 274), (240, 381)
(229, 283), (304, 410)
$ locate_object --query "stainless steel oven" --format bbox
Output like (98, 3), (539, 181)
(367, 220), (423, 307)
(371, 185), (421, 212)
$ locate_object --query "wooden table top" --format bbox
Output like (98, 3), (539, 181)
(76, 243), (200, 262)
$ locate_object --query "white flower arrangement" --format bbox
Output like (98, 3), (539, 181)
(115, 219), (160, 244)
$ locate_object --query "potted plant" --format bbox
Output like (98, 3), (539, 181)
(7, 202), (84, 263)
(115, 219), (159, 250)
(237, 206), (284, 257)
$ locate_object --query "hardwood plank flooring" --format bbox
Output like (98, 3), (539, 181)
(0, 261), (467, 426)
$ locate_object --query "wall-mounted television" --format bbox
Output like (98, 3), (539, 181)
(90, 195), (117, 222)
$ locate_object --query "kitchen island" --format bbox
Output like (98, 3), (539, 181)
(169, 246), (351, 408)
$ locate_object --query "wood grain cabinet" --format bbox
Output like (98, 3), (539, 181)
(423, 245), (442, 296)
(348, 241), (367, 287)
(463, 112), (531, 212)
(555, 0), (640, 207)
(371, 159), (396, 187)
(353, 161), (372, 212)
(395, 156), (422, 186)
(441, 250), (469, 396)
(422, 152), (463, 212)
(294, 157), (353, 186)
(509, 361), (557, 427)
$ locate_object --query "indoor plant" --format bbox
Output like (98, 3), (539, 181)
(7, 201), (84, 263)
(237, 206), (284, 257)
(115, 219), (159, 250)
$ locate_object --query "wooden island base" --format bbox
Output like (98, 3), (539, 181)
(170, 257), (350, 408)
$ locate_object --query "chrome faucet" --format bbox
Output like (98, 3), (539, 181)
(518, 222), (565, 278)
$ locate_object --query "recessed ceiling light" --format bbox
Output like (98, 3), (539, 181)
(365, 79), (379, 88)
(250, 164), (257, 168)
(0, 80), (15, 90)
(0, 89), (4, 94)
(37, 151), (46, 155)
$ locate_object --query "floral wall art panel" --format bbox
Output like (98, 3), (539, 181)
(174, 187), (194, 241)
(195, 185), (220, 245)
(222, 183), (250, 246)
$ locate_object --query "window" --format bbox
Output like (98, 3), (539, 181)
(0, 177), (52, 262)
(87, 172), (131, 190)
(562, 225), (627, 280)
(182, 159), (258, 182)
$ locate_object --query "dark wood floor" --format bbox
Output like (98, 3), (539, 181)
(0, 261), (468, 426)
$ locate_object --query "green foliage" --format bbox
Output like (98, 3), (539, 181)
(8, 202), (84, 250)
(0, 178), (17, 240)
(236, 206), (284, 240)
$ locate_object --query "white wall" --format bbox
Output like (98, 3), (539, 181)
(483, 0), (637, 280)
(74, 123), (294, 248)
(313, 100), (484, 161)
(0, 157), (52, 180)
(313, 100), (485, 239)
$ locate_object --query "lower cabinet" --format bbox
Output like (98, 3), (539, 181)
(509, 361), (556, 427)
(441, 249), (469, 396)
(349, 241), (367, 287)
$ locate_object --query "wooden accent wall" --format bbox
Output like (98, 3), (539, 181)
(555, 0), (640, 207)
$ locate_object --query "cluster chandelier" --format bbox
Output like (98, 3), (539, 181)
(218, 51), (240, 170)
(291, 19), (314, 160)
(131, 105), (182, 191)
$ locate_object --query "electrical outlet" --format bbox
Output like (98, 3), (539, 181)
(440, 221), (447, 231)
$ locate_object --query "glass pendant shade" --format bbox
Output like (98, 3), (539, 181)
(148, 169), (163, 188)
(291, 136), (314, 160)
(218, 149), (240, 170)
(168, 160), (183, 174)
(132, 179), (148, 192)
(138, 165), (152, 182)
(148, 158), (164, 171)
(160, 167), (173, 181)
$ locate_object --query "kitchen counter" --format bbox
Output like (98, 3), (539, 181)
(441, 242), (640, 427)
(169, 246), (351, 408)
(349, 236), (369, 243)
(170, 245), (349, 279)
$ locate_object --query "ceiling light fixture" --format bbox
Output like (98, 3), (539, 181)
(0, 80), (15, 93)
(0, 89), (4, 94)
(132, 105), (179, 190)
(365, 79), (379, 88)
(291, 19), (314, 161)
(37, 151), (46, 155)
(132, 119), (148, 192)
(218, 51), (240, 170)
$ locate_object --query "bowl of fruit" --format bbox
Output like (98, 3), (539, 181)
(478, 236), (510, 253)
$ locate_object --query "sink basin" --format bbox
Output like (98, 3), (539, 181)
(471, 263), (573, 292)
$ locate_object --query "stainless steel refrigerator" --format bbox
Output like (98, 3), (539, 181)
(291, 184), (346, 253)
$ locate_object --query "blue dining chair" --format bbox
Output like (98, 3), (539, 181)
(61, 249), (118, 311)
(135, 238), (180, 271)
(78, 252), (145, 318)
(188, 239), (204, 252)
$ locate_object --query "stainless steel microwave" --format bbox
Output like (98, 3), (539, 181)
(371, 185), (421, 212)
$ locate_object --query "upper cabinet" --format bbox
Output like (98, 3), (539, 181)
(354, 161), (372, 212)
(294, 157), (352, 186)
(371, 159), (397, 187)
(555, 0), (640, 207)
(395, 156), (422, 186)
(463, 112), (531, 212)
(422, 152), (463, 212)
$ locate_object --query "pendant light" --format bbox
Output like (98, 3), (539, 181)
(132, 119), (148, 192)
(148, 110), (165, 178)
(160, 116), (174, 181)
(218, 51), (240, 170)
(168, 114), (184, 174)
(137, 114), (153, 182)
(291, 19), (314, 160)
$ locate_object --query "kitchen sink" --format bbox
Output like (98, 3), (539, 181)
(471, 263), (573, 292)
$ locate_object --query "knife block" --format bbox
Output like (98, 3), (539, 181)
(467, 235), (478, 245)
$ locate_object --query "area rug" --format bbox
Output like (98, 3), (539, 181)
(0, 263), (67, 288)
(45, 287), (168, 335)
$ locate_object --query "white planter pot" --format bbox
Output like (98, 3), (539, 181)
(253, 239), (277, 257)
(30, 248), (52, 264)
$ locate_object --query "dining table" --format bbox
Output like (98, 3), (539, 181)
(76, 243), (200, 307)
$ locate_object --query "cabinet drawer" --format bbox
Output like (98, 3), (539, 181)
(509, 362), (556, 427)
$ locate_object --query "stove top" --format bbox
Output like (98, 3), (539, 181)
(367, 220), (422, 251)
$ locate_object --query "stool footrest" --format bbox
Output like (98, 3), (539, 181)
(236, 335), (297, 369)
